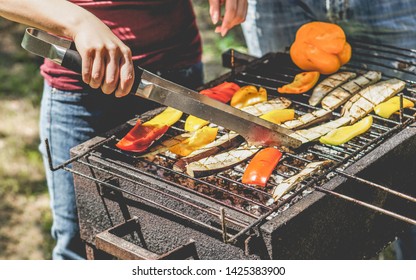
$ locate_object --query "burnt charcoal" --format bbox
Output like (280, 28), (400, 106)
(304, 153), (316, 161)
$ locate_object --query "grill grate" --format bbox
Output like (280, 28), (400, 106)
(50, 42), (416, 243)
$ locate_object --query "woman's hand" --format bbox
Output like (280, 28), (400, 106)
(209, 0), (248, 36)
(71, 16), (134, 97)
(0, 0), (135, 97)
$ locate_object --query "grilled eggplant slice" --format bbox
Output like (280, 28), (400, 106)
(173, 132), (243, 172)
(321, 71), (382, 111)
(309, 72), (356, 106)
(186, 143), (260, 178)
(281, 109), (333, 130)
(271, 160), (333, 201)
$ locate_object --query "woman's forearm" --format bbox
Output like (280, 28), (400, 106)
(0, 0), (97, 39)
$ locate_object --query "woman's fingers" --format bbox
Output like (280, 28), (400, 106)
(101, 45), (120, 94)
(115, 49), (134, 98)
(81, 48), (93, 85)
(88, 47), (105, 89)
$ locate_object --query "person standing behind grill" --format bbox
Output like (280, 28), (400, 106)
(241, 0), (416, 260)
(0, 0), (248, 260)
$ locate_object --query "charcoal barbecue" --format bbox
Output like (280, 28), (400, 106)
(39, 39), (416, 259)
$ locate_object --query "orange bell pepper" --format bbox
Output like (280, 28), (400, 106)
(199, 81), (240, 103)
(290, 22), (352, 74)
(278, 71), (320, 94)
(242, 147), (282, 187)
(116, 107), (183, 152)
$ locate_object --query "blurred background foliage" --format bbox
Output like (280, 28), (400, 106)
(0, 1), (246, 259)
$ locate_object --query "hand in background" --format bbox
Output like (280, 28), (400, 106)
(209, 0), (248, 36)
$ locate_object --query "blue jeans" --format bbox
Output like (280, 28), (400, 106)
(39, 63), (203, 259)
(242, 0), (416, 260)
(242, 0), (416, 56)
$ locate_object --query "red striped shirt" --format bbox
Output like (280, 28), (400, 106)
(41, 0), (202, 91)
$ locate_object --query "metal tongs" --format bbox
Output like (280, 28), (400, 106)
(21, 28), (301, 148)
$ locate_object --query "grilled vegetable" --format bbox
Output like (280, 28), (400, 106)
(116, 107), (183, 152)
(142, 107), (183, 127)
(242, 147), (282, 187)
(374, 96), (414, 119)
(260, 109), (295, 124)
(240, 97), (292, 116)
(141, 133), (189, 158)
(231, 85), (267, 109)
(278, 71), (320, 94)
(184, 115), (210, 132)
(173, 132), (244, 172)
(290, 22), (351, 74)
(289, 117), (352, 144)
(281, 109), (332, 130)
(342, 79), (406, 124)
(309, 72), (356, 106)
(186, 143), (260, 178)
(321, 71), (382, 111)
(320, 116), (373, 146)
(169, 126), (218, 157)
(271, 160), (332, 201)
(199, 81), (240, 103)
(116, 121), (169, 153)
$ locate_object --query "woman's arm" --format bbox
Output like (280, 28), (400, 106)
(0, 0), (134, 97)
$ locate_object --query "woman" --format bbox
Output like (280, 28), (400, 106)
(0, 0), (248, 259)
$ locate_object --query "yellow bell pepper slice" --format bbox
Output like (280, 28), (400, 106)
(143, 107), (183, 128)
(169, 126), (218, 157)
(374, 96), (414, 119)
(230, 85), (267, 109)
(320, 115), (373, 146)
(260, 109), (295, 124)
(184, 115), (210, 132)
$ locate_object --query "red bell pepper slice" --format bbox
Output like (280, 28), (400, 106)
(242, 147), (282, 187)
(199, 81), (240, 103)
(116, 120), (169, 153)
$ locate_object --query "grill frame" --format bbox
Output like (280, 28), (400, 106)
(70, 122), (416, 259)
(64, 44), (416, 259)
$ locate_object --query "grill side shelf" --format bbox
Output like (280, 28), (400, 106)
(95, 217), (199, 260)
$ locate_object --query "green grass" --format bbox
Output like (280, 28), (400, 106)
(0, 62), (43, 104)
(0, 19), (50, 259)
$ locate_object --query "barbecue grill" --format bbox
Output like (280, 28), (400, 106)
(47, 41), (416, 260)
